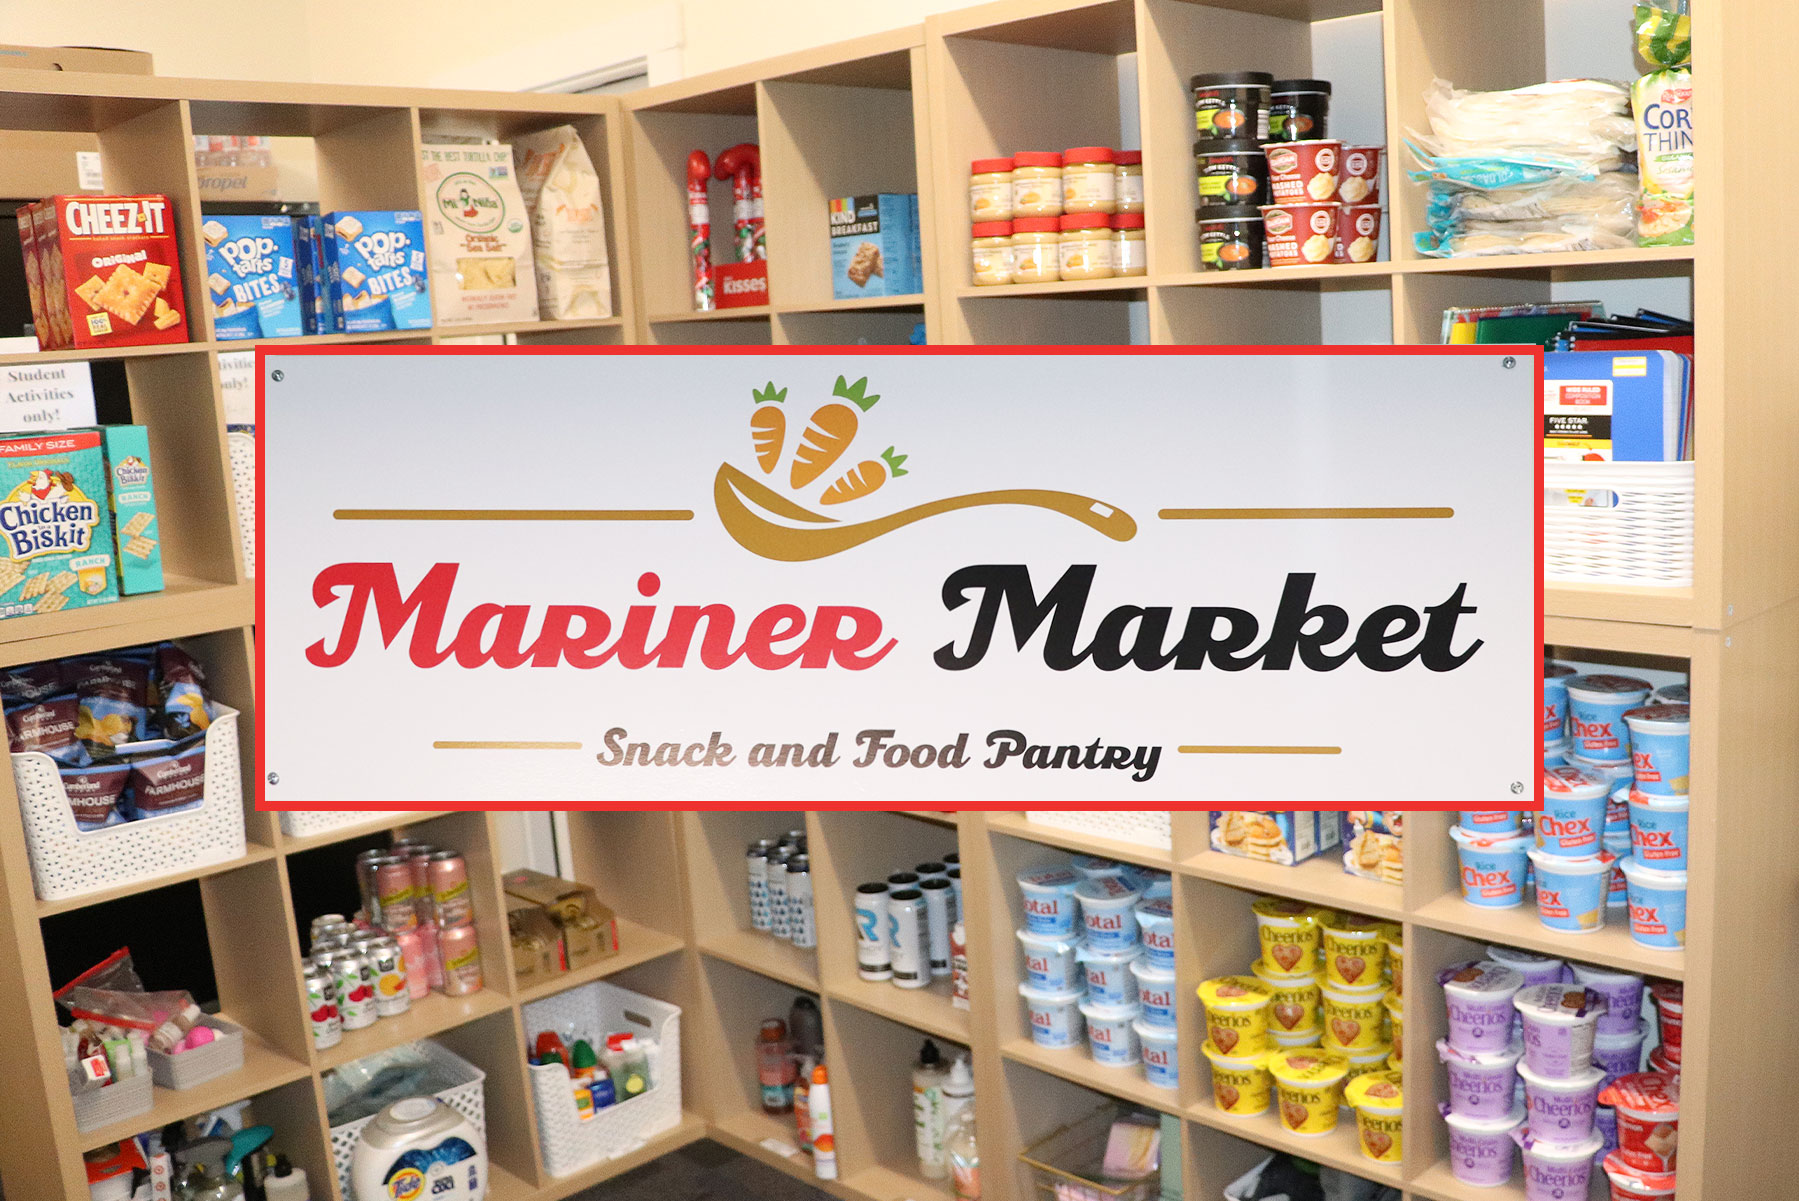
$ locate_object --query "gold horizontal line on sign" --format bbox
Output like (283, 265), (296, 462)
(335, 509), (694, 521)
(1158, 507), (1454, 520)
(433, 740), (585, 750)
(1178, 745), (1342, 755)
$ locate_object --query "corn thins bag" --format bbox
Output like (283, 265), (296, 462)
(419, 144), (539, 326)
(1632, 1), (1694, 246)
(513, 126), (614, 319)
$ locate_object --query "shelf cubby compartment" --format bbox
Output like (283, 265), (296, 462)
(826, 1000), (968, 1201)
(683, 953), (821, 1157)
(681, 810), (819, 989)
(542, 810), (688, 997)
(775, 304), (927, 346)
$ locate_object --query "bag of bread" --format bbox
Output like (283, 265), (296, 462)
(513, 126), (613, 319)
(419, 143), (540, 325)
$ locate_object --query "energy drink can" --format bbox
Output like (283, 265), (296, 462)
(428, 852), (474, 928)
(855, 882), (892, 980)
(920, 877), (954, 977)
(768, 846), (792, 941)
(319, 948), (376, 1030)
(915, 861), (948, 882)
(887, 871), (920, 891)
(747, 839), (775, 931)
(304, 962), (341, 1050)
(785, 828), (806, 846)
(786, 854), (816, 949)
(365, 937), (411, 1017)
(888, 888), (929, 988)
(439, 923), (484, 996)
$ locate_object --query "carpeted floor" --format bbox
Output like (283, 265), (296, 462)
(569, 1139), (838, 1200)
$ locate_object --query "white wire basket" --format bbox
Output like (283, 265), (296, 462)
(522, 978), (683, 1177)
(12, 708), (244, 902)
(1024, 811), (1172, 851)
(1545, 460), (1694, 587)
(278, 809), (410, 839)
(327, 1039), (486, 1200)
(227, 430), (255, 579)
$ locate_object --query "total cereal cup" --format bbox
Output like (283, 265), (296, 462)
(1622, 704), (1688, 796)
(1438, 961), (1526, 1053)
(1076, 940), (1141, 1007)
(1602, 1150), (1677, 1201)
(1261, 202), (1340, 266)
(1071, 854), (1130, 880)
(1321, 984), (1388, 1052)
(1511, 1127), (1604, 1201)
(1441, 1102), (1524, 1188)
(1135, 1018), (1180, 1090)
(1513, 984), (1607, 1077)
(1437, 1036), (1524, 1120)
(1129, 959), (1178, 1029)
(1016, 927), (1082, 992)
(1266, 1047), (1351, 1136)
(1077, 998), (1141, 1067)
(1528, 849), (1615, 933)
(1343, 1070), (1402, 1163)
(1334, 204), (1381, 263)
(1017, 866), (1081, 936)
(1607, 1070), (1669, 1161)
(1568, 963), (1645, 1036)
(1073, 875), (1141, 949)
(1133, 896), (1176, 969)
(1251, 895), (1331, 975)
(1263, 139), (1343, 203)
(1538, 765), (1611, 857)
(1565, 674), (1653, 763)
(1197, 975), (1274, 1054)
(1618, 859), (1687, 950)
(1019, 982), (1084, 1049)
(1452, 826), (1531, 908)
(1320, 914), (1386, 987)
(1544, 662), (1578, 742)
(1518, 1061), (1605, 1143)
(1201, 1039), (1274, 1115)
(1647, 982), (1682, 1063)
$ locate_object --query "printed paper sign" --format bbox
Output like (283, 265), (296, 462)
(259, 349), (1539, 810)
(0, 361), (96, 430)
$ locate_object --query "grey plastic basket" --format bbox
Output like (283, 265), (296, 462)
(148, 1016), (245, 1089)
(72, 1071), (153, 1134)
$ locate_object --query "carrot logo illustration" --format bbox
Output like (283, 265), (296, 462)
(717, 372), (1136, 561)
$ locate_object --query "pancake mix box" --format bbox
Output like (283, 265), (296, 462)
(0, 430), (119, 619)
(26, 195), (189, 351)
(1210, 810), (1340, 866)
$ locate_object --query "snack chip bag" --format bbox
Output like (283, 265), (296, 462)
(156, 642), (213, 740)
(124, 735), (206, 818)
(73, 656), (151, 757)
(1632, 1), (1693, 246)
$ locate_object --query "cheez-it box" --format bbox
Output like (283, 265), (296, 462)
(34, 195), (189, 351)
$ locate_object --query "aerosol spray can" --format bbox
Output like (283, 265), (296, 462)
(786, 854), (816, 949)
(855, 882), (893, 980)
(889, 889), (929, 989)
(746, 840), (775, 932)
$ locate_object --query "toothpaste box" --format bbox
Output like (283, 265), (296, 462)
(0, 430), (119, 619)
(1210, 810), (1341, 866)
(201, 214), (302, 340)
(320, 210), (432, 333)
(31, 195), (190, 351)
(95, 425), (162, 595)
(828, 193), (922, 300)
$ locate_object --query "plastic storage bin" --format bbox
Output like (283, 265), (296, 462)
(228, 429), (255, 579)
(1544, 461), (1694, 587)
(328, 1040), (486, 1199)
(521, 978), (683, 1177)
(278, 809), (409, 839)
(73, 1071), (153, 1134)
(148, 1016), (244, 1089)
(1024, 811), (1172, 851)
(1021, 1105), (1160, 1201)
(12, 707), (245, 903)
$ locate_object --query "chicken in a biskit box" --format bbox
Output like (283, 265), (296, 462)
(0, 431), (119, 620)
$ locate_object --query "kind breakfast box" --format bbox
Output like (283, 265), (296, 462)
(320, 211), (432, 333)
(23, 195), (188, 351)
(0, 430), (119, 619)
(828, 193), (922, 300)
(202, 214), (302, 340)
(420, 144), (539, 326)
(1211, 811), (1341, 865)
(97, 425), (162, 595)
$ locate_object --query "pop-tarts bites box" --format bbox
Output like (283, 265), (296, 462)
(202, 214), (302, 340)
(37, 195), (189, 351)
(420, 143), (539, 326)
(97, 425), (162, 595)
(0, 430), (119, 618)
(320, 210), (432, 333)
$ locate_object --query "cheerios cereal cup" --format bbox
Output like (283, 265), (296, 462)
(1267, 1047), (1351, 1136)
(1197, 975), (1274, 1055)
(1345, 1071), (1404, 1162)
(1379, 924), (1403, 995)
(1343, 1041), (1393, 1090)
(1321, 984), (1389, 1052)
(1320, 914), (1387, 988)
(1251, 896), (1334, 975)
(1201, 1040), (1274, 1116)
(1252, 959), (1324, 1034)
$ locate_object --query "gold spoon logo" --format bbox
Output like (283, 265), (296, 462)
(716, 374), (1137, 562)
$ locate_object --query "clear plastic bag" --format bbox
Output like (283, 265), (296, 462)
(1404, 142), (1601, 193)
(54, 948), (201, 1050)
(1414, 221), (1637, 259)
(1411, 78), (1636, 173)
(1428, 173), (1638, 234)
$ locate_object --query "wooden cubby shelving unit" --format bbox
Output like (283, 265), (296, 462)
(0, 0), (1793, 1197)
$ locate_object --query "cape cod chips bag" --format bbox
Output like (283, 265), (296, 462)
(420, 144), (539, 326)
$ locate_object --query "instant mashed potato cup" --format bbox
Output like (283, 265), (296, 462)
(1262, 138), (1342, 203)
(1320, 915), (1387, 988)
(1197, 975), (1274, 1054)
(1201, 1039), (1274, 1115)
(1334, 204), (1381, 263)
(1343, 1070), (1403, 1162)
(1267, 1047), (1351, 1136)
(1251, 896), (1333, 975)
(1261, 202), (1340, 266)
(1251, 959), (1324, 1034)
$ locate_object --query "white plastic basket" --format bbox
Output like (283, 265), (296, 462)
(1024, 811), (1172, 851)
(1545, 460), (1694, 587)
(148, 1016), (244, 1089)
(227, 430), (255, 579)
(328, 1039), (486, 1200)
(72, 1071), (152, 1134)
(13, 708), (244, 902)
(522, 979), (683, 1178)
(278, 809), (410, 839)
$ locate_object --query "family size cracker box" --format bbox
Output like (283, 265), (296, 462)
(0, 430), (119, 618)
(420, 143), (539, 326)
(96, 424), (162, 595)
(30, 195), (189, 351)
(828, 193), (922, 300)
(319, 210), (432, 333)
(201, 214), (303, 340)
